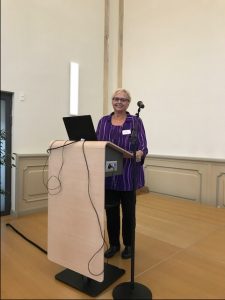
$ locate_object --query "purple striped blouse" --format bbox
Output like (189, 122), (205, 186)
(96, 112), (148, 191)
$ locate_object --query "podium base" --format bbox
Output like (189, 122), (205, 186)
(55, 263), (125, 297)
(113, 282), (152, 299)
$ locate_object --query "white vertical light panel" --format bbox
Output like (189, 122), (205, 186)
(70, 62), (79, 115)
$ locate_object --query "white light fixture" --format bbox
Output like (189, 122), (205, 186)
(70, 62), (79, 115)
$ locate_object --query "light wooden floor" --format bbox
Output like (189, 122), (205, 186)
(1, 192), (225, 299)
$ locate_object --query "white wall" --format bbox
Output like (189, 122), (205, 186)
(1, 0), (105, 211)
(123, 0), (225, 159)
(4, 0), (224, 159)
(108, 0), (120, 101)
(1, 0), (105, 154)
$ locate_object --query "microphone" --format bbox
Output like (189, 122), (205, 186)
(137, 101), (145, 109)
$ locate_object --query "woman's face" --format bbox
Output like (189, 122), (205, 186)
(112, 91), (130, 113)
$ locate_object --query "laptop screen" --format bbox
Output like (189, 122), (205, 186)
(63, 115), (97, 141)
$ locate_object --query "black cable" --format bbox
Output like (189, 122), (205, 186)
(81, 141), (109, 276)
(43, 140), (78, 195)
(5, 223), (47, 254)
(46, 140), (77, 153)
(5, 141), (76, 257)
(7, 140), (109, 277)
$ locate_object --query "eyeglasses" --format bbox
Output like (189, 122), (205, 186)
(112, 97), (129, 103)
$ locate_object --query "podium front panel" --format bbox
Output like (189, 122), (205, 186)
(47, 141), (106, 282)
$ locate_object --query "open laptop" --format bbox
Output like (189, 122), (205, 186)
(63, 115), (97, 141)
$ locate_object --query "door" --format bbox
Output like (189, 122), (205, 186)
(1, 91), (13, 216)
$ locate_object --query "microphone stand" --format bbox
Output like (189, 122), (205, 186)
(113, 106), (152, 299)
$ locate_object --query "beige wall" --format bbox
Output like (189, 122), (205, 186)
(145, 155), (225, 207)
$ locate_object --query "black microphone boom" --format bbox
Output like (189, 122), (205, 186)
(137, 101), (145, 109)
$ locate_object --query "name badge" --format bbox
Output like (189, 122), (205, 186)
(122, 129), (131, 135)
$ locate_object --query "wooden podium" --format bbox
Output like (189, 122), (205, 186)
(47, 140), (132, 296)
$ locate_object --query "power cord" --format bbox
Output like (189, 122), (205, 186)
(5, 223), (47, 254)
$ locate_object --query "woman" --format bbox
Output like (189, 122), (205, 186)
(96, 88), (148, 259)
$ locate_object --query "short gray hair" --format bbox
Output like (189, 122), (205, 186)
(112, 88), (131, 102)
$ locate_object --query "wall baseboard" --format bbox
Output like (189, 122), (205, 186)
(14, 154), (48, 215)
(14, 153), (225, 215)
(144, 155), (225, 207)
